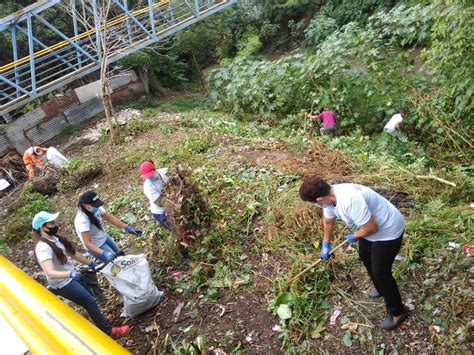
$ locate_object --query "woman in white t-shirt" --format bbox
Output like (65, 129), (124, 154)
(299, 176), (409, 331)
(138, 160), (192, 264)
(32, 211), (129, 337)
(75, 190), (142, 263)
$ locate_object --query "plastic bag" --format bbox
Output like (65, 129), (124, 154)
(101, 254), (163, 318)
(46, 147), (69, 168)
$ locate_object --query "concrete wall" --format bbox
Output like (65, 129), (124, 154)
(0, 71), (145, 157)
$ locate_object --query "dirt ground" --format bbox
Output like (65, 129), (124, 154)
(1, 108), (467, 354)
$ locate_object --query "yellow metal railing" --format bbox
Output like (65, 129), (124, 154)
(0, 0), (170, 73)
(0, 256), (130, 354)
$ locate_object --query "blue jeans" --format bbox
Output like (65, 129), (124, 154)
(87, 235), (120, 262)
(51, 279), (111, 334)
(152, 212), (171, 230)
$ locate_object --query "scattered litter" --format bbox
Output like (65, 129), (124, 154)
(213, 348), (226, 355)
(277, 183), (288, 192)
(406, 299), (416, 311)
(395, 255), (405, 261)
(245, 330), (259, 344)
(216, 304), (226, 317)
(277, 304), (292, 320)
(448, 242), (461, 250)
(464, 244), (474, 255)
(272, 324), (282, 332)
(329, 309), (342, 325)
(341, 321), (358, 332)
(28, 250), (34, 257)
(173, 301), (185, 323)
(470, 202), (474, 209)
(0, 178), (11, 191)
(181, 325), (193, 333)
(170, 271), (187, 283)
(144, 325), (155, 333)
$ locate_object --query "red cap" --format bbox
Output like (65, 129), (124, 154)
(139, 161), (155, 179)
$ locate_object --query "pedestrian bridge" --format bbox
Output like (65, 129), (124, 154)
(0, 0), (238, 117)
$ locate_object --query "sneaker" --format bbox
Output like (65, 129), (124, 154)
(381, 308), (409, 330)
(368, 287), (382, 298)
(111, 325), (130, 337)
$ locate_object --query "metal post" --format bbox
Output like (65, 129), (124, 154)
(148, 0), (156, 36)
(11, 26), (20, 97)
(26, 14), (36, 95)
(91, 0), (102, 60)
(123, 0), (132, 43)
(71, 0), (82, 67)
(194, 0), (200, 16)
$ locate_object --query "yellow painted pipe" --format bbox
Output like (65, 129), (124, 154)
(0, 256), (130, 355)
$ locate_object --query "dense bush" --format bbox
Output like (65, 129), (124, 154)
(208, 2), (472, 155)
(2, 184), (52, 242)
(57, 158), (102, 192)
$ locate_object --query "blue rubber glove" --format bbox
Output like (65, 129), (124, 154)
(69, 269), (82, 281)
(124, 225), (142, 236)
(88, 262), (98, 270)
(346, 234), (357, 244)
(320, 242), (332, 260)
(101, 250), (116, 262)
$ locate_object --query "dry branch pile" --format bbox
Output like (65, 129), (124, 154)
(165, 168), (211, 248)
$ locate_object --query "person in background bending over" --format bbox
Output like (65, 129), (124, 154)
(305, 109), (337, 136)
(74, 190), (142, 262)
(139, 160), (193, 264)
(23, 146), (48, 179)
(299, 176), (409, 330)
(32, 211), (130, 337)
(384, 110), (405, 135)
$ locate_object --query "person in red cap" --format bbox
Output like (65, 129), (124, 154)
(139, 160), (192, 264)
(23, 146), (49, 179)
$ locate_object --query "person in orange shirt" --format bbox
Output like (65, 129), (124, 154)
(23, 146), (48, 179)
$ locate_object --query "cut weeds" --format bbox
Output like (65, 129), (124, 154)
(1, 96), (471, 353)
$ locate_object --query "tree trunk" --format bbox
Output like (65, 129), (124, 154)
(100, 79), (115, 141)
(137, 66), (150, 95)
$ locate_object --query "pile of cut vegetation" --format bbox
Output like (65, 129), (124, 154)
(164, 167), (211, 248)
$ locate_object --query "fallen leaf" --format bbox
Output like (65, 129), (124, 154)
(341, 321), (358, 332)
(311, 322), (326, 339)
(277, 304), (292, 320)
(342, 331), (352, 347)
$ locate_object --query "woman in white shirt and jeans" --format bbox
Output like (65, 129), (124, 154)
(32, 211), (129, 337)
(74, 190), (142, 262)
(139, 160), (191, 263)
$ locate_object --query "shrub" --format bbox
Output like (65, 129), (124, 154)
(304, 15), (338, 47)
(57, 158), (102, 192)
(2, 184), (52, 242)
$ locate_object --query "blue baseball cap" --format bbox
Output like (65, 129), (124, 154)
(32, 211), (59, 230)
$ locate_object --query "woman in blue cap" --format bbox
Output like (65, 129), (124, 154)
(32, 211), (130, 337)
(74, 190), (142, 262)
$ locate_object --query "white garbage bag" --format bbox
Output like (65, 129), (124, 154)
(101, 254), (163, 318)
(46, 147), (69, 168)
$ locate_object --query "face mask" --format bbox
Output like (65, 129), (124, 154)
(149, 176), (157, 182)
(316, 204), (331, 209)
(88, 206), (99, 214)
(45, 225), (59, 236)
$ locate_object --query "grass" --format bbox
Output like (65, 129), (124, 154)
(1, 96), (472, 353)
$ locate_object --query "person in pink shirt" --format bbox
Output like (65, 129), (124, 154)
(305, 108), (337, 136)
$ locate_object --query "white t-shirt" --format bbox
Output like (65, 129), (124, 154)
(35, 238), (74, 289)
(74, 206), (108, 248)
(323, 184), (404, 242)
(384, 113), (403, 131)
(143, 168), (168, 215)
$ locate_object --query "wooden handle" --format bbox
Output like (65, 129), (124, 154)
(287, 239), (349, 285)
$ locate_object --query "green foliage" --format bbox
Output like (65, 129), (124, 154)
(236, 29), (262, 58)
(208, 2), (472, 153)
(57, 158), (102, 192)
(2, 183), (52, 242)
(303, 15), (338, 47)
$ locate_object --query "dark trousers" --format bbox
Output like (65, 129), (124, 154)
(51, 279), (112, 334)
(152, 212), (190, 259)
(359, 233), (404, 316)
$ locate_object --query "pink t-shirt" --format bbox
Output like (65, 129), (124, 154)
(315, 111), (336, 127)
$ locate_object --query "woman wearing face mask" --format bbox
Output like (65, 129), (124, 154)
(139, 160), (192, 264)
(32, 211), (130, 337)
(74, 190), (142, 262)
